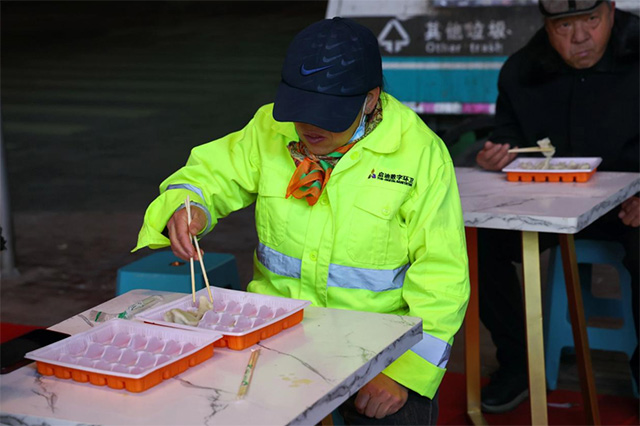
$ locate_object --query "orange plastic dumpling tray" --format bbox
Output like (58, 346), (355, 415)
(25, 320), (222, 392)
(502, 157), (602, 183)
(136, 287), (311, 351)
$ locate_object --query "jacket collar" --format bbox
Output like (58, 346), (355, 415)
(359, 93), (401, 155)
(271, 116), (297, 141)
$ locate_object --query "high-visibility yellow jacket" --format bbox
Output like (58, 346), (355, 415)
(135, 93), (469, 398)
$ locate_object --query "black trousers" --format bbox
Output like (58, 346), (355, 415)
(338, 389), (438, 426)
(478, 208), (639, 383)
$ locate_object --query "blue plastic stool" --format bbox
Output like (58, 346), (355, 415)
(543, 239), (637, 395)
(117, 251), (241, 295)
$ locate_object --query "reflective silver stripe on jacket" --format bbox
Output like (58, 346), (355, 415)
(411, 332), (451, 368)
(257, 243), (301, 278)
(257, 243), (408, 292)
(328, 263), (408, 291)
(166, 184), (212, 236)
(166, 183), (205, 200)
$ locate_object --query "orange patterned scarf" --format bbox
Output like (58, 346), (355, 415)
(286, 142), (356, 206)
(285, 99), (383, 206)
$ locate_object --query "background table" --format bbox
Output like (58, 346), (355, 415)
(0, 290), (422, 426)
(456, 167), (640, 425)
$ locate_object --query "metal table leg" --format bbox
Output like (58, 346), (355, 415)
(521, 231), (548, 425)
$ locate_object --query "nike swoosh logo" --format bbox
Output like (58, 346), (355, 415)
(318, 83), (359, 93)
(341, 58), (356, 66)
(326, 68), (350, 79)
(300, 64), (333, 76)
(325, 41), (347, 50)
(340, 85), (360, 94)
(322, 54), (342, 63)
(317, 81), (342, 91)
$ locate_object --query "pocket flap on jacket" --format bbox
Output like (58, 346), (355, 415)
(353, 186), (409, 220)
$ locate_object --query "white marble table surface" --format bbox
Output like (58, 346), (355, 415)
(456, 166), (640, 425)
(0, 290), (422, 426)
(456, 167), (640, 233)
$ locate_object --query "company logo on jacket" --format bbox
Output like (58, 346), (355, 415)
(368, 169), (414, 187)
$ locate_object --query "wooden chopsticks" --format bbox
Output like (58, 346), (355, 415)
(185, 197), (197, 303)
(185, 196), (213, 304)
(507, 147), (555, 154)
(237, 348), (261, 399)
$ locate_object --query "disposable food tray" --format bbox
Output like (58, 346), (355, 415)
(502, 157), (602, 182)
(136, 288), (311, 350)
(25, 320), (222, 392)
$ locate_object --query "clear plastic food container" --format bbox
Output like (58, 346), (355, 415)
(136, 288), (311, 350)
(25, 319), (222, 392)
(502, 157), (602, 182)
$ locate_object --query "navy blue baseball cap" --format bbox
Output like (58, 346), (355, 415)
(273, 17), (383, 133)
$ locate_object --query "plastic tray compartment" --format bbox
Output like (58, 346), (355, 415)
(137, 288), (311, 350)
(502, 157), (602, 182)
(25, 319), (222, 392)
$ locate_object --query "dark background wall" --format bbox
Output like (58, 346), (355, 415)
(1, 1), (327, 324)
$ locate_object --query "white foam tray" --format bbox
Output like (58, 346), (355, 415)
(25, 319), (222, 379)
(502, 157), (602, 173)
(136, 287), (311, 336)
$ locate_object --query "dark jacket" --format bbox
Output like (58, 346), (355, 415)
(491, 9), (639, 172)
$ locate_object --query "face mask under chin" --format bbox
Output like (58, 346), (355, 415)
(348, 99), (369, 143)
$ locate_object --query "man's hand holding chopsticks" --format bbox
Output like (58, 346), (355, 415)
(167, 205), (207, 261)
(476, 141), (517, 171)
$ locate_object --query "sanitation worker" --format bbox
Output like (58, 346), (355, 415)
(135, 17), (469, 425)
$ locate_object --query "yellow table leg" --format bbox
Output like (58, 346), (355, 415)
(521, 231), (548, 425)
(559, 234), (601, 425)
(319, 413), (334, 426)
(464, 227), (488, 426)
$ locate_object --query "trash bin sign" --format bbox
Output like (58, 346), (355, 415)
(342, 6), (542, 114)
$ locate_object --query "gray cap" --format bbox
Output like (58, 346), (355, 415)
(539, 0), (607, 18)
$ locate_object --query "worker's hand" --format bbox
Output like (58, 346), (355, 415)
(476, 141), (517, 171)
(619, 196), (640, 227)
(354, 373), (408, 419)
(166, 205), (207, 260)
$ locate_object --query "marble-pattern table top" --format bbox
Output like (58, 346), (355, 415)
(0, 290), (422, 426)
(456, 167), (640, 233)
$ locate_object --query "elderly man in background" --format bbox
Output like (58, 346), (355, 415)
(475, 0), (639, 414)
